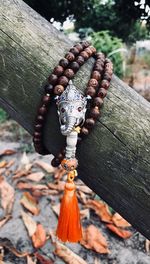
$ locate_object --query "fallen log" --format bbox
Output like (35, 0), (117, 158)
(0, 0), (150, 238)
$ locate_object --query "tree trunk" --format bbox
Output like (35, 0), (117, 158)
(0, 0), (150, 238)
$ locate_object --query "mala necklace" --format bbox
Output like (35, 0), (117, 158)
(33, 41), (113, 243)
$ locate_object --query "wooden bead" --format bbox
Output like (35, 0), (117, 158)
(43, 95), (51, 105)
(70, 62), (80, 72)
(80, 51), (89, 60)
(53, 65), (64, 76)
(89, 107), (100, 119)
(105, 58), (111, 64)
(70, 47), (79, 56)
(48, 74), (58, 85)
(33, 132), (41, 138)
(34, 124), (42, 131)
(57, 152), (64, 160)
(64, 68), (75, 79)
(94, 64), (103, 72)
(82, 41), (90, 48)
(54, 85), (64, 95)
(85, 86), (96, 97)
(97, 88), (107, 98)
(76, 56), (85, 66)
(58, 76), (69, 86)
(85, 118), (95, 128)
(59, 58), (69, 68)
(88, 78), (98, 88)
(101, 79), (110, 89)
(96, 52), (105, 60)
(80, 126), (89, 135)
(37, 115), (44, 123)
(103, 73), (112, 81)
(91, 71), (101, 81)
(85, 47), (93, 56)
(65, 52), (75, 62)
(93, 97), (103, 107)
(38, 106), (47, 115)
(51, 157), (60, 167)
(89, 46), (96, 54)
(33, 137), (41, 143)
(74, 43), (83, 52)
(44, 84), (53, 94)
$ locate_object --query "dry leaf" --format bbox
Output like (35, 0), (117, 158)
(0, 176), (15, 214)
(21, 211), (37, 237)
(6, 159), (15, 169)
(94, 258), (101, 264)
(48, 181), (65, 192)
(27, 255), (37, 264)
(20, 192), (40, 215)
(32, 189), (58, 198)
(17, 182), (48, 190)
(145, 239), (150, 253)
(106, 224), (132, 239)
(112, 213), (131, 228)
(0, 149), (16, 157)
(34, 160), (55, 173)
(54, 240), (87, 264)
(0, 168), (5, 175)
(77, 185), (93, 194)
(0, 161), (7, 169)
(34, 252), (53, 264)
(78, 191), (87, 204)
(32, 224), (46, 249)
(81, 225), (110, 254)
(26, 172), (45, 182)
(0, 215), (11, 228)
(13, 153), (32, 179)
(54, 166), (66, 180)
(52, 203), (60, 216)
(0, 238), (28, 257)
(80, 209), (90, 220)
(86, 200), (112, 223)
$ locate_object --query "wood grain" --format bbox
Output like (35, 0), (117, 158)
(0, 0), (150, 238)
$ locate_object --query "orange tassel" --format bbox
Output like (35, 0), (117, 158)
(56, 176), (82, 243)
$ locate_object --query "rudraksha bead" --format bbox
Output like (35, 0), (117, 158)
(88, 78), (98, 88)
(93, 97), (103, 107)
(85, 118), (95, 128)
(74, 43), (83, 52)
(80, 51), (89, 60)
(70, 62), (80, 72)
(48, 74), (58, 85)
(101, 79), (110, 89)
(82, 41), (90, 48)
(51, 157), (61, 167)
(64, 68), (75, 79)
(96, 52), (105, 60)
(65, 52), (75, 62)
(89, 46), (96, 54)
(91, 71), (101, 81)
(58, 76), (69, 87)
(103, 73), (112, 81)
(53, 65), (64, 76)
(97, 88), (107, 98)
(89, 107), (100, 120)
(80, 126), (89, 135)
(85, 86), (96, 97)
(43, 95), (51, 105)
(54, 85), (64, 95)
(59, 58), (69, 68)
(44, 84), (53, 94)
(38, 106), (47, 115)
(85, 47), (93, 56)
(70, 47), (79, 56)
(76, 56), (85, 66)
(94, 64), (103, 72)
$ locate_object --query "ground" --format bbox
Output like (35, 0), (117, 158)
(0, 120), (150, 264)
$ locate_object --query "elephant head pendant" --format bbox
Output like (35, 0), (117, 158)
(57, 81), (87, 159)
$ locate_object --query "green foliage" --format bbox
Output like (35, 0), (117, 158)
(91, 31), (124, 77)
(0, 108), (8, 123)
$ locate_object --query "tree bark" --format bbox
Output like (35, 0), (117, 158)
(0, 0), (150, 238)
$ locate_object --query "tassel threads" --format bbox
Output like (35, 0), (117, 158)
(56, 170), (82, 243)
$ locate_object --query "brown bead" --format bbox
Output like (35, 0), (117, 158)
(64, 68), (75, 79)
(59, 58), (69, 68)
(48, 74), (58, 85)
(65, 52), (75, 62)
(58, 76), (69, 86)
(97, 88), (107, 98)
(74, 43), (83, 52)
(88, 78), (98, 88)
(96, 52), (105, 60)
(82, 41), (90, 48)
(85, 47), (93, 56)
(80, 126), (89, 135)
(44, 84), (53, 94)
(89, 107), (100, 120)
(85, 86), (96, 97)
(37, 115), (44, 123)
(43, 95), (51, 105)
(101, 79), (110, 89)
(94, 64), (104, 72)
(51, 157), (60, 167)
(33, 137), (41, 143)
(76, 56), (85, 66)
(70, 62), (80, 72)
(85, 118), (95, 128)
(34, 124), (42, 131)
(80, 51), (89, 60)
(54, 85), (64, 95)
(105, 58), (111, 64)
(57, 152), (64, 160)
(93, 97), (103, 108)
(53, 65), (64, 76)
(38, 106), (47, 115)
(89, 46), (96, 54)
(105, 63), (113, 71)
(91, 71), (101, 81)
(33, 132), (41, 138)
(103, 73), (112, 81)
(70, 47), (79, 56)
